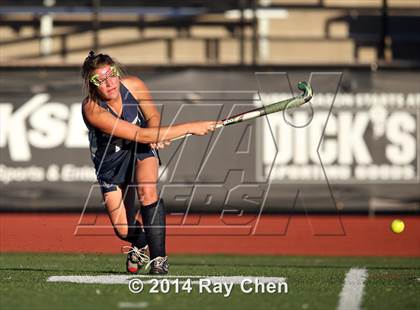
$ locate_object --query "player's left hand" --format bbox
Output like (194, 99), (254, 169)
(150, 140), (171, 150)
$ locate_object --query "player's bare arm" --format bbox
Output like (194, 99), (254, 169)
(82, 98), (216, 143)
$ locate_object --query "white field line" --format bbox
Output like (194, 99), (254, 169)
(117, 301), (148, 309)
(337, 268), (368, 310)
(47, 275), (286, 285)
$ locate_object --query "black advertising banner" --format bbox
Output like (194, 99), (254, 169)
(0, 68), (419, 212)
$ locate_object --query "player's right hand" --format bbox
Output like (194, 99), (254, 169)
(189, 121), (218, 136)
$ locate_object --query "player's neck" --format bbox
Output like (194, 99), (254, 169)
(105, 94), (123, 116)
(105, 93), (121, 105)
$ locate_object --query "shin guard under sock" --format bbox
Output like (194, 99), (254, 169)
(129, 221), (148, 249)
(141, 199), (166, 259)
(114, 220), (147, 249)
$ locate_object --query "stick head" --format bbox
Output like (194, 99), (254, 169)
(297, 81), (313, 102)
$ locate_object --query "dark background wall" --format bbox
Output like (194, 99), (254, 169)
(0, 66), (419, 213)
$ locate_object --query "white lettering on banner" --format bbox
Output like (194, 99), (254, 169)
(0, 94), (49, 161)
(0, 95), (88, 161)
(264, 113), (378, 166)
(0, 105), (13, 148)
(28, 103), (69, 148)
(310, 112), (337, 164)
(266, 164), (415, 181)
(266, 165), (352, 181)
(0, 164), (167, 184)
(0, 164), (45, 184)
(66, 104), (89, 148)
(257, 92), (419, 182)
(46, 164), (60, 182)
(61, 164), (97, 182)
(385, 112), (416, 165)
(354, 165), (415, 180)
(259, 93), (420, 109)
(294, 112), (308, 164)
(338, 112), (372, 165)
(1, 92), (419, 184)
(273, 118), (292, 164)
(406, 93), (420, 107)
(0, 164), (96, 184)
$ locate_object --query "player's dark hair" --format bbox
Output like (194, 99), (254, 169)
(81, 51), (125, 102)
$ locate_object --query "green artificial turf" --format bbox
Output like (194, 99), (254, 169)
(0, 254), (419, 310)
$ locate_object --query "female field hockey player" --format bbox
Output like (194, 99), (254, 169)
(81, 51), (217, 274)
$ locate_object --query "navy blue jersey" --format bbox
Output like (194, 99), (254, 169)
(83, 83), (157, 185)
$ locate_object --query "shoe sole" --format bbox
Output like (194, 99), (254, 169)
(149, 270), (168, 275)
(127, 267), (138, 274)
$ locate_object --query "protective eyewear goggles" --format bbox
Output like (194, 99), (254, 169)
(89, 65), (120, 87)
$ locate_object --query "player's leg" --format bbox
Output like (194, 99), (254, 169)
(135, 156), (159, 206)
(135, 156), (168, 274)
(119, 183), (147, 246)
(120, 183), (150, 272)
(102, 185), (149, 273)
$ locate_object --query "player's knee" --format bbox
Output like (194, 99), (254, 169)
(139, 186), (158, 205)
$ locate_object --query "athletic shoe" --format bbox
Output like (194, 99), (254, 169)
(122, 245), (150, 274)
(146, 256), (169, 275)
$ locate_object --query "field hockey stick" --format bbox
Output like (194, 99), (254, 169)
(170, 81), (313, 141)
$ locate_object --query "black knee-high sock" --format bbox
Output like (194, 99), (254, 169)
(124, 194), (147, 249)
(114, 220), (147, 249)
(129, 221), (148, 249)
(141, 199), (166, 259)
